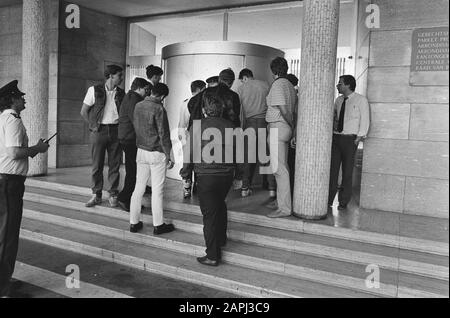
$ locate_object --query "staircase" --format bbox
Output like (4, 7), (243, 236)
(20, 178), (449, 298)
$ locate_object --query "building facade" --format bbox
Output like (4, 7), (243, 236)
(0, 0), (448, 219)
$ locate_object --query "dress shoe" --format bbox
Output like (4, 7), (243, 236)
(266, 209), (291, 218)
(197, 256), (218, 267)
(153, 223), (175, 235)
(130, 221), (143, 233)
(337, 204), (347, 210)
(118, 201), (130, 212)
(85, 195), (102, 207)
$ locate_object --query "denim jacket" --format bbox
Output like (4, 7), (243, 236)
(133, 96), (172, 159)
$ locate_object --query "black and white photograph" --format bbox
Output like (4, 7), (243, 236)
(0, 0), (448, 302)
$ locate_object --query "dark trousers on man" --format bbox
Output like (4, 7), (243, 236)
(328, 134), (358, 207)
(197, 174), (233, 261)
(0, 174), (26, 297)
(288, 146), (296, 196)
(118, 142), (137, 205)
(90, 124), (122, 197)
(242, 118), (272, 190)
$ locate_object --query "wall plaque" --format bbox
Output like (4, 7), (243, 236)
(410, 26), (449, 86)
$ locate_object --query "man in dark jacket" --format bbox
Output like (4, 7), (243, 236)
(181, 91), (237, 266)
(187, 69), (241, 131)
(117, 77), (150, 211)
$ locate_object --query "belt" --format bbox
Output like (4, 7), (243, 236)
(0, 174), (26, 181)
(333, 133), (357, 137)
(99, 124), (118, 127)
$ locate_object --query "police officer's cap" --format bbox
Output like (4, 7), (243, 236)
(0, 80), (25, 99)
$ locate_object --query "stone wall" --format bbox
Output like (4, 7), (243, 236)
(0, 1), (59, 168)
(0, 5), (22, 86)
(58, 1), (127, 167)
(360, 0), (449, 218)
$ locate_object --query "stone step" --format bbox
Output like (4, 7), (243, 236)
(24, 179), (450, 256)
(21, 203), (449, 298)
(20, 218), (380, 298)
(22, 197), (449, 281)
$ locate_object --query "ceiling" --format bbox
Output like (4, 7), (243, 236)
(0, 0), (300, 18)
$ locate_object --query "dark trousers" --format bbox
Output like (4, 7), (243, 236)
(242, 118), (269, 189)
(328, 134), (358, 206)
(90, 124), (122, 196)
(288, 146), (296, 196)
(0, 174), (26, 296)
(197, 174), (233, 261)
(118, 142), (137, 205)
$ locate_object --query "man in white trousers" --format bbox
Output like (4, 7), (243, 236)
(129, 83), (175, 235)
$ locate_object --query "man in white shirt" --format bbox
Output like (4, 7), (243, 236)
(328, 75), (370, 210)
(178, 80), (206, 199)
(0, 80), (49, 297)
(80, 65), (125, 208)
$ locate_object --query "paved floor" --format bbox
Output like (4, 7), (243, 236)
(33, 166), (449, 243)
(13, 239), (238, 298)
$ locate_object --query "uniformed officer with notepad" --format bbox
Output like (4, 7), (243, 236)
(0, 80), (49, 297)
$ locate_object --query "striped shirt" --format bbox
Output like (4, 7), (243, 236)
(265, 78), (296, 124)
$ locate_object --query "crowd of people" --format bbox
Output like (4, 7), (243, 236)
(76, 56), (369, 265)
(0, 56), (370, 285)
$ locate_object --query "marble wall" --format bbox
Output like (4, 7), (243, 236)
(360, 0), (449, 218)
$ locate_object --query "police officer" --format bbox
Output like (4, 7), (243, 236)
(0, 80), (49, 297)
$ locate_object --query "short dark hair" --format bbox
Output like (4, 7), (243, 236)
(202, 90), (224, 117)
(286, 74), (299, 87)
(340, 75), (356, 91)
(146, 65), (163, 79)
(206, 76), (219, 84)
(270, 57), (288, 77)
(104, 65), (123, 79)
(219, 68), (235, 86)
(130, 77), (150, 91)
(151, 82), (169, 97)
(238, 68), (254, 80)
(190, 80), (206, 93)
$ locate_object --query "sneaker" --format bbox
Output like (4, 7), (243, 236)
(241, 188), (252, 197)
(153, 223), (175, 235)
(266, 210), (291, 218)
(85, 195), (102, 207)
(109, 195), (118, 208)
(183, 187), (192, 199)
(265, 200), (278, 210)
(232, 179), (243, 191)
(197, 256), (218, 267)
(269, 190), (277, 198)
(130, 221), (143, 233)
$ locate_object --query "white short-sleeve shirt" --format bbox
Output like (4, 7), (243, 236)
(83, 85), (119, 124)
(0, 109), (29, 176)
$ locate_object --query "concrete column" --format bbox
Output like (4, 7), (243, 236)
(22, 0), (49, 176)
(293, 0), (340, 219)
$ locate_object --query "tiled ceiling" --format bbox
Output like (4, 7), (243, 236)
(0, 0), (300, 17)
